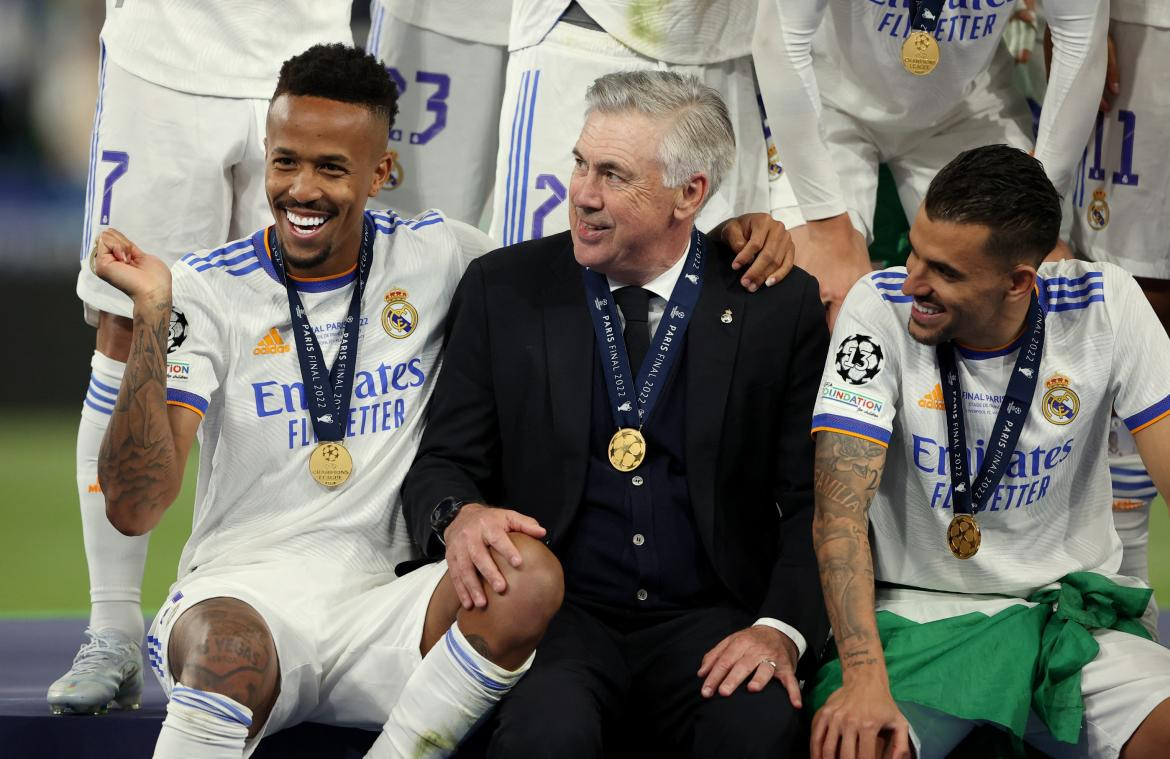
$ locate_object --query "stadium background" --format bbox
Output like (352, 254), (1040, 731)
(0, 2), (1166, 625)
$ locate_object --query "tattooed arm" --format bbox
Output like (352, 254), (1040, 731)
(809, 431), (911, 759)
(92, 229), (201, 536)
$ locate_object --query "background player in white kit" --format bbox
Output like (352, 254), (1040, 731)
(91, 44), (564, 758)
(490, 0), (800, 269)
(1065, 0), (1170, 591)
(366, 0), (512, 224)
(809, 146), (1170, 758)
(753, 0), (1108, 326)
(54, 0), (355, 715)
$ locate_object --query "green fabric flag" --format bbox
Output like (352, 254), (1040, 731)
(812, 573), (1152, 751)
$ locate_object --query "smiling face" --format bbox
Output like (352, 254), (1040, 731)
(568, 110), (703, 283)
(265, 94), (391, 276)
(902, 207), (1034, 347)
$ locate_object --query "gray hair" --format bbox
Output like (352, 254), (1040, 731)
(584, 70), (736, 203)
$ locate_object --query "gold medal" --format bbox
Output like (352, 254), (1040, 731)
(947, 514), (981, 559)
(902, 30), (940, 76)
(309, 441), (353, 488)
(608, 428), (646, 472)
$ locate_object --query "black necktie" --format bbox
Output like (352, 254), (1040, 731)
(615, 286), (651, 371)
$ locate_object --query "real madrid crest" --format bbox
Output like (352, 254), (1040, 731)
(1087, 189), (1110, 230)
(1041, 373), (1079, 425)
(767, 143), (783, 181)
(386, 150), (404, 191)
(382, 287), (419, 339)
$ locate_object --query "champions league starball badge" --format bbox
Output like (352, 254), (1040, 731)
(835, 334), (884, 386)
(167, 308), (188, 354)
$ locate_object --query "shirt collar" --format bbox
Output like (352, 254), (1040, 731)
(606, 238), (691, 300)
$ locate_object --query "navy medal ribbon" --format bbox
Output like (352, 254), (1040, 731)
(909, 0), (946, 33)
(269, 215), (374, 447)
(936, 292), (1045, 557)
(583, 227), (704, 453)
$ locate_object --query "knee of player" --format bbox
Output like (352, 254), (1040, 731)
(168, 598), (280, 729)
(496, 534), (564, 631)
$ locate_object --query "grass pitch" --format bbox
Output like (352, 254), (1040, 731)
(1, 406), (1168, 617)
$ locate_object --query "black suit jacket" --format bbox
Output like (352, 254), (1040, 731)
(403, 230), (830, 671)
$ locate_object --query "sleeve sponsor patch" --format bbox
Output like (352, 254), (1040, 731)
(835, 333), (884, 386)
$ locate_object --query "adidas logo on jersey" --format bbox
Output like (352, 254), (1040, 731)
(254, 328), (291, 355)
(918, 384), (945, 410)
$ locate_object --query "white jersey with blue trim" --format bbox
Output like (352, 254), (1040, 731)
(509, 0), (755, 62)
(755, 0), (1106, 219)
(163, 210), (491, 578)
(100, 0), (354, 99)
(376, 0), (511, 46)
(1112, 0), (1170, 27)
(811, 260), (1170, 597)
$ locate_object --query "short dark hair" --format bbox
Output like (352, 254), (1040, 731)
(273, 43), (397, 128)
(923, 145), (1061, 266)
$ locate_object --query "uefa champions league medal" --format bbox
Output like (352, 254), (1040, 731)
(584, 229), (705, 474)
(309, 441), (353, 488)
(902, 0), (945, 76)
(608, 428), (647, 472)
(946, 514), (981, 560)
(937, 294), (1045, 560)
(902, 31), (940, 76)
(268, 220), (375, 488)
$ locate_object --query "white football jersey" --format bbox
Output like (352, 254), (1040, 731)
(165, 211), (490, 577)
(1112, 0), (1170, 27)
(812, 261), (1170, 597)
(755, 0), (1106, 218)
(376, 0), (512, 46)
(101, 0), (354, 99)
(509, 0), (754, 63)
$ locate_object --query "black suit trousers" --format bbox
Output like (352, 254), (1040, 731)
(483, 597), (805, 759)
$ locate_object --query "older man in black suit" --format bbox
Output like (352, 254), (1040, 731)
(403, 70), (829, 758)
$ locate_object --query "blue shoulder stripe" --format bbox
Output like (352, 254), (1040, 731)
(811, 413), (892, 445)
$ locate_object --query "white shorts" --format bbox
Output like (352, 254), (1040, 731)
(796, 61), (1032, 242)
(146, 558), (448, 755)
(76, 48), (271, 326)
(877, 586), (1170, 758)
(1069, 20), (1170, 279)
(488, 22), (800, 246)
(367, 4), (507, 225)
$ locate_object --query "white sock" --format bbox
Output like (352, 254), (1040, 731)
(79, 350), (148, 639)
(366, 623), (534, 759)
(153, 684), (252, 759)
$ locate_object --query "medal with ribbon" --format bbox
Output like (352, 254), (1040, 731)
(583, 228), (704, 472)
(269, 216), (375, 488)
(937, 293), (1045, 558)
(902, 0), (945, 76)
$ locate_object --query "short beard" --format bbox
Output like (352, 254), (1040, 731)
(282, 242), (332, 273)
(907, 316), (951, 346)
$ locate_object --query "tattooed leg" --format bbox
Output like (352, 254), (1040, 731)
(168, 597), (280, 739)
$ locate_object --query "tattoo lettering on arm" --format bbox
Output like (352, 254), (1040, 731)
(98, 300), (180, 528)
(812, 432), (887, 673)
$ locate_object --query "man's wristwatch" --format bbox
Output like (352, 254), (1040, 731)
(430, 497), (470, 544)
